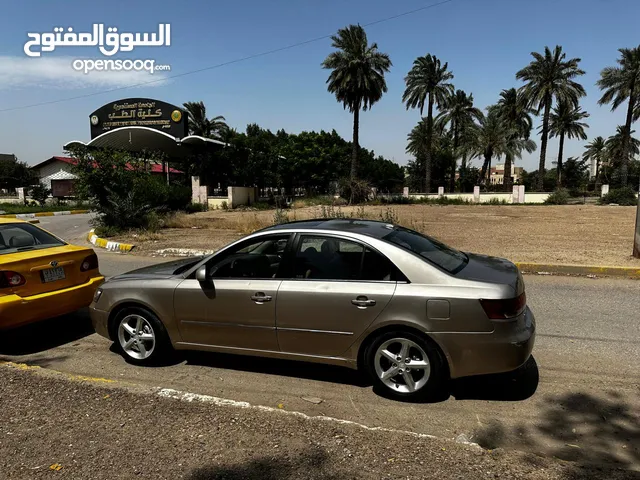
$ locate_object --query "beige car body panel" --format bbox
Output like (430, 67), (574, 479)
(91, 224), (535, 378)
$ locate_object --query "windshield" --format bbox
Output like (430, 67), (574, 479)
(0, 223), (65, 255)
(383, 227), (468, 274)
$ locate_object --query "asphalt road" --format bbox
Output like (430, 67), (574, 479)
(38, 213), (163, 277)
(6, 214), (640, 473)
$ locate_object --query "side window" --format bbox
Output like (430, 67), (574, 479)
(208, 235), (289, 279)
(294, 236), (397, 281)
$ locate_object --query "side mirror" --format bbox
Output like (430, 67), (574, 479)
(195, 265), (209, 283)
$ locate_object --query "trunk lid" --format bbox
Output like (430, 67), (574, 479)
(0, 245), (98, 298)
(455, 253), (524, 295)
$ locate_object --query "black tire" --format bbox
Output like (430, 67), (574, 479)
(364, 330), (448, 402)
(112, 306), (173, 366)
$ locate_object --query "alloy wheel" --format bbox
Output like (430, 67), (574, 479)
(374, 337), (431, 394)
(118, 314), (156, 360)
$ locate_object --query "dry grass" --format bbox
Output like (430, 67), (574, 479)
(115, 204), (640, 267)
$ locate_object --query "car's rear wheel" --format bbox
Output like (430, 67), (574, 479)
(114, 307), (171, 365)
(365, 330), (447, 401)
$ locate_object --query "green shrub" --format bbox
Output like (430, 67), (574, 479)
(185, 203), (208, 214)
(379, 195), (411, 205)
(487, 197), (508, 205)
(93, 225), (121, 238)
(221, 201), (229, 210)
(599, 187), (638, 206)
(30, 183), (51, 206)
(252, 202), (274, 210)
(544, 189), (570, 205)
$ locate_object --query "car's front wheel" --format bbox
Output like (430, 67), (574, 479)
(114, 307), (172, 365)
(365, 330), (447, 401)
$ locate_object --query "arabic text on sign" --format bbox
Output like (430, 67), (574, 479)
(24, 24), (171, 57)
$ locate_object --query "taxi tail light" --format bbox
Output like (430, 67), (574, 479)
(80, 254), (99, 272)
(480, 292), (526, 320)
(0, 271), (26, 288)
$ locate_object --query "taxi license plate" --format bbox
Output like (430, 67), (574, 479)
(42, 267), (66, 283)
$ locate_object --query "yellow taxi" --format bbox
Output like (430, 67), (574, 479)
(0, 218), (104, 329)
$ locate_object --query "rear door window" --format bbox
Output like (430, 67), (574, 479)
(294, 235), (399, 281)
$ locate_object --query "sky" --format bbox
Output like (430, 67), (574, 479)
(0, 0), (638, 171)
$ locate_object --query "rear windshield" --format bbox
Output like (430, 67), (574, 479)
(0, 223), (65, 255)
(383, 226), (468, 274)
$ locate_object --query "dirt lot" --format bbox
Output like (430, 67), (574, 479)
(115, 204), (640, 267)
(1, 364), (634, 480)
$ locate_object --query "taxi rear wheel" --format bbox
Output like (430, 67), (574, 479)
(113, 307), (171, 365)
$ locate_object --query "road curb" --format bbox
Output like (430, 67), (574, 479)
(515, 262), (640, 278)
(0, 209), (90, 219)
(87, 228), (135, 253)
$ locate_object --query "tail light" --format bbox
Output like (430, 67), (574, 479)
(0, 271), (26, 288)
(80, 253), (99, 272)
(480, 292), (526, 320)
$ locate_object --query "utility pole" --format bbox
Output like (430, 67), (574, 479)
(634, 179), (640, 258)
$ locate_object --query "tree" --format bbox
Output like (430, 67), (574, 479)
(605, 126), (640, 185)
(495, 88), (535, 191)
(402, 54), (454, 193)
(472, 107), (508, 185)
(548, 102), (589, 186)
(597, 46), (640, 187)
(0, 156), (37, 191)
(183, 101), (228, 138)
(582, 136), (607, 185)
(436, 89), (482, 192)
(561, 157), (590, 191)
(517, 45), (586, 190)
(322, 24), (392, 190)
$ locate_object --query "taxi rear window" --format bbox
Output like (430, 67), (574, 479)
(0, 223), (65, 255)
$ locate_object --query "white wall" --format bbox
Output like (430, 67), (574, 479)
(228, 186), (257, 208)
(409, 191), (551, 204)
(207, 197), (227, 209)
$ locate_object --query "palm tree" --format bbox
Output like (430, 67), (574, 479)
(597, 46), (640, 187)
(548, 102), (589, 186)
(436, 89), (482, 192)
(605, 126), (640, 182)
(322, 24), (392, 183)
(402, 54), (454, 193)
(183, 101), (228, 138)
(495, 88), (535, 191)
(472, 107), (509, 185)
(582, 136), (607, 185)
(516, 45), (586, 190)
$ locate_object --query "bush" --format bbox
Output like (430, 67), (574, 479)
(185, 203), (208, 214)
(599, 187), (638, 206)
(544, 188), (570, 205)
(30, 183), (51, 206)
(93, 225), (121, 238)
(339, 178), (371, 204)
(273, 209), (289, 224)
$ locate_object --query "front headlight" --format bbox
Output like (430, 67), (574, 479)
(93, 288), (103, 304)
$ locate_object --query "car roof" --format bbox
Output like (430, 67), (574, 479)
(0, 217), (26, 225)
(260, 218), (397, 239)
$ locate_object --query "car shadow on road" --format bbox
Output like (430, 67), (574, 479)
(0, 308), (94, 356)
(183, 351), (371, 387)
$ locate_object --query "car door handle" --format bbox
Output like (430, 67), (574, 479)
(251, 292), (272, 303)
(351, 298), (376, 307)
